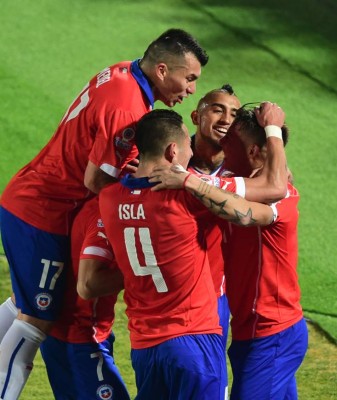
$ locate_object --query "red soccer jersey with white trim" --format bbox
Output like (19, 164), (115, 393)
(1, 61), (152, 235)
(49, 197), (118, 343)
(188, 165), (240, 297)
(99, 176), (222, 349)
(225, 183), (303, 340)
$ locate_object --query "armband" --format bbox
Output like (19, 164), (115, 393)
(265, 125), (282, 140)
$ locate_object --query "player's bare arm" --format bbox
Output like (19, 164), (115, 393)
(149, 168), (274, 226)
(243, 102), (288, 203)
(185, 173), (274, 226)
(77, 258), (124, 300)
(84, 160), (118, 194)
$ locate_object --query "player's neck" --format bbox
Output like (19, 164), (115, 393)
(190, 135), (224, 174)
(134, 159), (170, 178)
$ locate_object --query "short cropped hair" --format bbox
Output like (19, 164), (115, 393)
(196, 83), (237, 110)
(234, 108), (289, 147)
(143, 28), (209, 67)
(135, 109), (186, 159)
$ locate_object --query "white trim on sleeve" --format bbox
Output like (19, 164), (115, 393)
(83, 246), (113, 260)
(234, 177), (246, 198)
(269, 203), (278, 222)
(100, 163), (121, 178)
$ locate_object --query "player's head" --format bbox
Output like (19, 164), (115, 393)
(191, 84), (241, 148)
(136, 109), (192, 168)
(221, 105), (289, 176)
(140, 29), (209, 107)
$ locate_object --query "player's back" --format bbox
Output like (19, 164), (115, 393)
(1, 61), (148, 235)
(99, 176), (221, 349)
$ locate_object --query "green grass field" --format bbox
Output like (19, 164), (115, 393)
(1, 0), (337, 398)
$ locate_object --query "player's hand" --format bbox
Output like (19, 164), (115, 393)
(255, 101), (285, 128)
(123, 158), (139, 174)
(148, 163), (189, 191)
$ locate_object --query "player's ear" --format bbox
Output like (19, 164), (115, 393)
(156, 63), (168, 81)
(164, 142), (177, 162)
(191, 110), (199, 126)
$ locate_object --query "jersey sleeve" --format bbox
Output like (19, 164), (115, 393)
(88, 108), (139, 178)
(80, 216), (115, 267)
(270, 184), (299, 225)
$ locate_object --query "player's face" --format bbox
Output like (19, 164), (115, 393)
(220, 123), (252, 177)
(177, 124), (193, 168)
(195, 92), (241, 147)
(156, 53), (201, 107)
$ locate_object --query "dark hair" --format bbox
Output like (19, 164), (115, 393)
(197, 83), (237, 109)
(233, 108), (289, 147)
(220, 83), (235, 95)
(143, 28), (208, 66)
(136, 109), (185, 158)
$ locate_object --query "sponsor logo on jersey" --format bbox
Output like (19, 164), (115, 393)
(97, 218), (104, 228)
(35, 293), (52, 310)
(97, 385), (113, 400)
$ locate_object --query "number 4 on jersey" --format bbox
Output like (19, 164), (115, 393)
(124, 227), (168, 293)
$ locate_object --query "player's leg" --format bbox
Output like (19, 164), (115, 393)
(228, 335), (276, 400)
(68, 338), (130, 400)
(270, 318), (308, 400)
(283, 377), (298, 400)
(98, 333), (130, 400)
(0, 207), (69, 400)
(228, 318), (308, 400)
(0, 296), (18, 342)
(131, 346), (167, 400)
(131, 334), (226, 400)
(40, 336), (77, 399)
(161, 334), (226, 400)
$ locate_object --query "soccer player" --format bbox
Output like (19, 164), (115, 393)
(0, 29), (208, 399)
(99, 104), (286, 400)
(187, 84), (241, 397)
(39, 197), (130, 400)
(150, 106), (308, 400)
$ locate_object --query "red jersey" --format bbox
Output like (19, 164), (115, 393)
(187, 164), (244, 297)
(1, 60), (153, 235)
(225, 183), (303, 340)
(99, 175), (222, 349)
(49, 197), (118, 343)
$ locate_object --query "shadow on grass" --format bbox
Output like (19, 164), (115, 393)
(184, 0), (337, 96)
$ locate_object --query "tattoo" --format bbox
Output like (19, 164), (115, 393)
(233, 208), (257, 226)
(191, 186), (258, 226)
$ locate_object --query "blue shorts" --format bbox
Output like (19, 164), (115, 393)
(218, 294), (230, 348)
(228, 318), (308, 400)
(40, 333), (130, 400)
(0, 207), (70, 320)
(218, 294), (230, 393)
(131, 333), (226, 400)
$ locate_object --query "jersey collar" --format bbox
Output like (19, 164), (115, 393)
(131, 59), (154, 109)
(121, 174), (156, 189)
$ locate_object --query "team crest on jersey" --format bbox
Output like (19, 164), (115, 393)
(115, 128), (135, 151)
(122, 128), (135, 141)
(96, 385), (113, 400)
(35, 293), (52, 310)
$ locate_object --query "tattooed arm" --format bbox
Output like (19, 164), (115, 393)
(183, 173), (275, 227)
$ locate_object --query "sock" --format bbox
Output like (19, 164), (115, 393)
(0, 319), (46, 400)
(0, 298), (19, 343)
